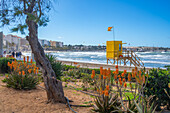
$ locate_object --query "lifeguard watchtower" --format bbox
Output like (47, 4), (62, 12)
(106, 41), (144, 67)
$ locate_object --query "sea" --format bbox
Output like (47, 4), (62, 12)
(23, 51), (170, 68)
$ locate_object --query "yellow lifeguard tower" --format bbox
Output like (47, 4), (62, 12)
(106, 40), (144, 67)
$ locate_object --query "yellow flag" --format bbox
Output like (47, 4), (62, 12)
(108, 27), (112, 31)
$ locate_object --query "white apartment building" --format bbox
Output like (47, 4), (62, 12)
(39, 39), (50, 47)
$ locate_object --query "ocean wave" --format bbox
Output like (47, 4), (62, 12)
(143, 61), (170, 65)
(22, 51), (170, 68)
(137, 54), (169, 60)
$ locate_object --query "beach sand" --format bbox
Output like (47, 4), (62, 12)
(0, 76), (93, 113)
(57, 60), (151, 72)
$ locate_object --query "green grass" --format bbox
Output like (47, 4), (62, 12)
(83, 101), (93, 104)
(124, 92), (134, 100)
(126, 82), (136, 88)
(0, 74), (4, 76)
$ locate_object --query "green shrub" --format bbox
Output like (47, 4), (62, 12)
(4, 74), (39, 90)
(0, 57), (14, 73)
(61, 76), (71, 82)
(3, 60), (40, 90)
(46, 54), (63, 80)
(144, 68), (170, 110)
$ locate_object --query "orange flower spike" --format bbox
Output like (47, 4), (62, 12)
(105, 90), (109, 96)
(102, 91), (105, 95)
(103, 76), (106, 79)
(132, 73), (134, 77)
(119, 81), (123, 86)
(28, 69), (31, 74)
(104, 69), (107, 76)
(118, 75), (120, 78)
(10, 65), (12, 69)
(116, 69), (119, 74)
(123, 78), (126, 82)
(27, 56), (29, 61)
(91, 74), (94, 79)
(102, 69), (105, 76)
(106, 85), (109, 90)
(124, 70), (127, 74)
(115, 65), (118, 69)
(7, 62), (10, 66)
(108, 68), (111, 74)
(106, 71), (109, 77)
(99, 74), (101, 80)
(6, 75), (8, 78)
(135, 67), (137, 71)
(22, 71), (25, 75)
(36, 69), (39, 74)
(100, 67), (103, 75)
(124, 82), (127, 88)
(30, 59), (33, 64)
(128, 73), (131, 81)
(92, 70), (95, 75)
(34, 69), (36, 74)
(114, 75), (117, 80)
(121, 73), (125, 77)
(23, 57), (26, 63)
(119, 77), (121, 82)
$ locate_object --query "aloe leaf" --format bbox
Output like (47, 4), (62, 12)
(134, 101), (142, 113)
(151, 105), (158, 113)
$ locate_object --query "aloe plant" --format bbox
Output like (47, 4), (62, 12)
(134, 96), (157, 113)
(126, 96), (138, 113)
(92, 94), (122, 113)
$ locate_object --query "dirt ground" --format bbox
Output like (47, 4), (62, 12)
(0, 76), (93, 113)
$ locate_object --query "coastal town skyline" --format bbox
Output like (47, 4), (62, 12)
(0, 0), (170, 47)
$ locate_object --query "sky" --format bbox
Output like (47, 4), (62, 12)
(1, 0), (170, 47)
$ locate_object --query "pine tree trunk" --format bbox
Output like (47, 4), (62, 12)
(26, 18), (66, 103)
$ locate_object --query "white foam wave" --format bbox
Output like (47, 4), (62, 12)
(143, 61), (170, 65)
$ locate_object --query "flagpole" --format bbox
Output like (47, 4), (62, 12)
(112, 26), (115, 41)
(113, 26), (115, 65)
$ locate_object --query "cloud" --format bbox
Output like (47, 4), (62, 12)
(58, 36), (63, 39)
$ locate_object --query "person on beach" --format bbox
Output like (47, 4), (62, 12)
(19, 51), (22, 58)
(12, 51), (15, 57)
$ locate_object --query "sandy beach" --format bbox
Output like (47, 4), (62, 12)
(57, 60), (151, 72)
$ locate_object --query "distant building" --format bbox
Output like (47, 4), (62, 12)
(4, 34), (22, 50)
(56, 41), (63, 47)
(4, 34), (21, 45)
(39, 39), (50, 47)
(50, 41), (63, 47)
(20, 38), (29, 49)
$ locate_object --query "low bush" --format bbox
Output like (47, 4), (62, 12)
(46, 54), (63, 80)
(3, 57), (40, 90)
(144, 68), (170, 110)
(0, 57), (14, 73)
(91, 66), (154, 113)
